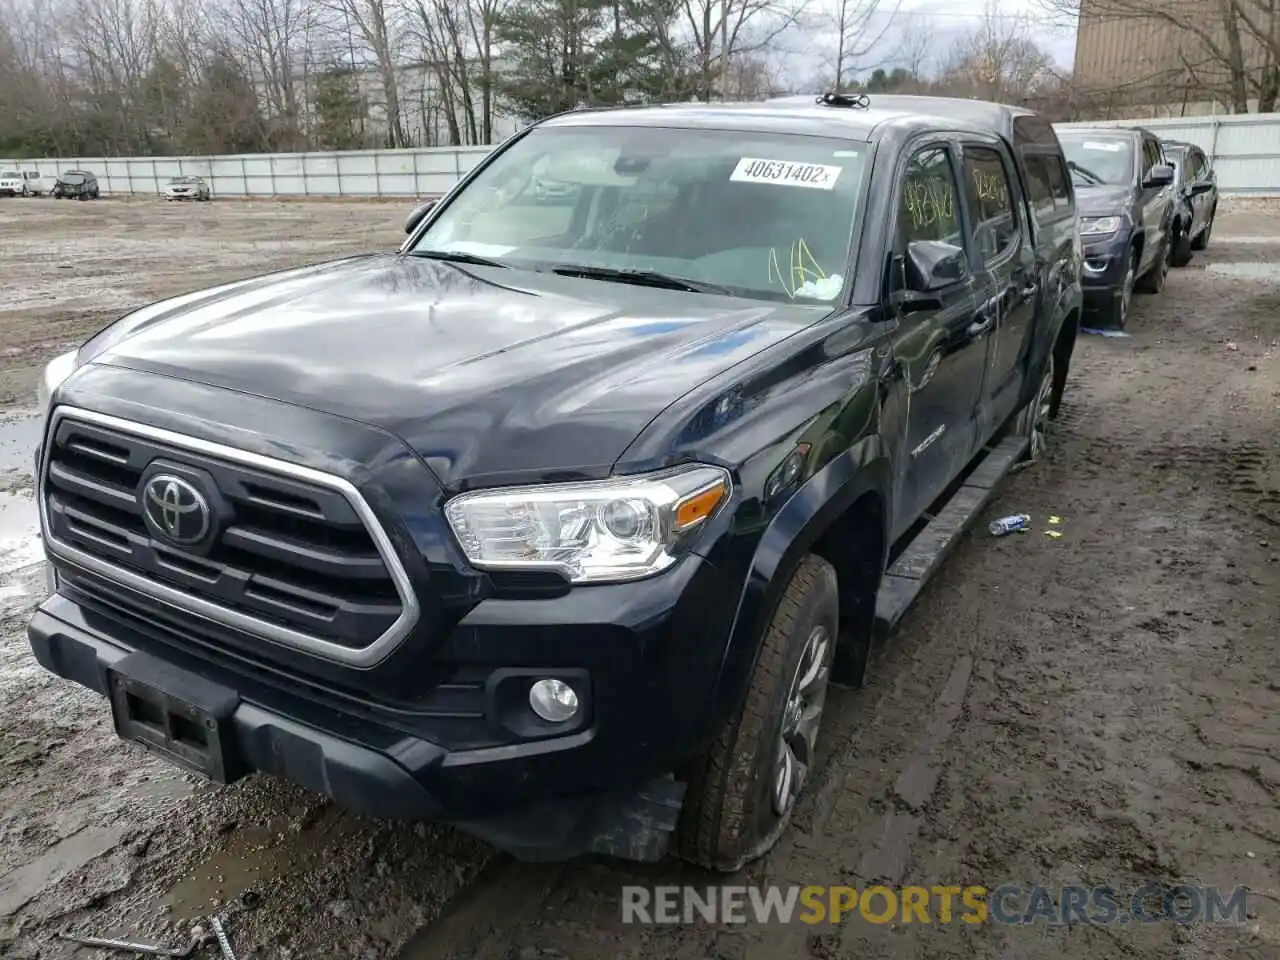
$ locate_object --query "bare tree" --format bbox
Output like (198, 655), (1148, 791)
(936, 0), (1056, 102)
(219, 0), (313, 146)
(326, 0), (408, 146)
(830, 0), (901, 91)
(679, 0), (809, 101)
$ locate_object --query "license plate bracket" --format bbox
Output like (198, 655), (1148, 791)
(107, 652), (243, 784)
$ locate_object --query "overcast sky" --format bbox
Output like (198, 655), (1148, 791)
(785, 0), (1078, 84)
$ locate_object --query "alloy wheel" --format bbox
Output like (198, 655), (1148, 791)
(1025, 352), (1055, 461)
(1120, 252), (1137, 323)
(772, 624), (834, 816)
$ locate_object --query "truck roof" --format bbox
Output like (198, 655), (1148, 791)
(539, 99), (1009, 143)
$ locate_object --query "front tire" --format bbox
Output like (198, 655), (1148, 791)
(677, 555), (839, 872)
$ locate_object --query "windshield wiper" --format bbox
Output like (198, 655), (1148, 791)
(1067, 161), (1105, 186)
(408, 249), (508, 268)
(549, 264), (730, 294)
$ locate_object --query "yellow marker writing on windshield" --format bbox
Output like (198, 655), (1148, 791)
(768, 239), (827, 299)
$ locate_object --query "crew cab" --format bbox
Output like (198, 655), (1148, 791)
(1053, 125), (1175, 328)
(1161, 139), (1219, 264)
(29, 95), (1080, 872)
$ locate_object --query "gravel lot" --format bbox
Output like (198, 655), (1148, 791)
(1, 197), (1277, 960)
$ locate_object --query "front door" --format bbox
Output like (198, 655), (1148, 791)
(957, 139), (1040, 431)
(889, 142), (989, 538)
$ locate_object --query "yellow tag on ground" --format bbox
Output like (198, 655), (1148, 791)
(1045, 530), (1063, 539)
(1048, 516), (1062, 525)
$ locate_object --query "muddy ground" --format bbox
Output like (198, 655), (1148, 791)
(1, 197), (1277, 960)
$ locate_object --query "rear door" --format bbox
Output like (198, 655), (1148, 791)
(957, 137), (1039, 433)
(1139, 136), (1172, 271)
(1186, 148), (1210, 234)
(888, 140), (989, 535)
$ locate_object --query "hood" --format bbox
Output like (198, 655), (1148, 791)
(83, 254), (826, 485)
(1074, 183), (1133, 218)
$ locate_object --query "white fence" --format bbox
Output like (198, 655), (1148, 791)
(1056, 112), (1280, 197)
(7, 111), (1280, 200)
(2, 146), (493, 199)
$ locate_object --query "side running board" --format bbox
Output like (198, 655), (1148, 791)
(874, 434), (1030, 632)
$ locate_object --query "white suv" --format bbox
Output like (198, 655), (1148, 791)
(0, 170), (45, 197)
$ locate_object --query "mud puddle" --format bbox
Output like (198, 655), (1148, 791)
(0, 410), (41, 477)
(1203, 261), (1280, 280)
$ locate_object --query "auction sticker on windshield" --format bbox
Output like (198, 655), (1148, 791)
(730, 158), (843, 190)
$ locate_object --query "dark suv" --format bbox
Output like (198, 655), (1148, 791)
(1052, 125), (1175, 329)
(51, 169), (101, 200)
(1161, 139), (1219, 264)
(29, 95), (1081, 872)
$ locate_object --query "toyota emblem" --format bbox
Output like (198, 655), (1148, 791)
(143, 474), (211, 545)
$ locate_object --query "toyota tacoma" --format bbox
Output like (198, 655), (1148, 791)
(29, 95), (1081, 871)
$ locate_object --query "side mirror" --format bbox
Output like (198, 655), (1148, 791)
(1190, 180), (1214, 196)
(890, 240), (964, 313)
(1145, 164), (1175, 188)
(907, 239), (966, 290)
(404, 198), (436, 235)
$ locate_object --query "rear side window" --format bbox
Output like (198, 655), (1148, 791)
(1023, 155), (1055, 221)
(1186, 150), (1204, 179)
(1023, 152), (1075, 223)
(961, 146), (1018, 263)
(1045, 155), (1073, 211)
(1141, 138), (1161, 178)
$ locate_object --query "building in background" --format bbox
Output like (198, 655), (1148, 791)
(1072, 0), (1274, 117)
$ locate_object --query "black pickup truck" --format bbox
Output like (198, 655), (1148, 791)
(29, 94), (1082, 872)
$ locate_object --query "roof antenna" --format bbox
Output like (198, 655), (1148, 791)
(816, 91), (870, 109)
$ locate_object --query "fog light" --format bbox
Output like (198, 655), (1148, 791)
(528, 678), (580, 723)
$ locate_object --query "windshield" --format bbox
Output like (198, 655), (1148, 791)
(0, 171), (19, 179)
(1058, 136), (1135, 186)
(61, 172), (85, 182)
(409, 125), (870, 303)
(170, 177), (197, 184)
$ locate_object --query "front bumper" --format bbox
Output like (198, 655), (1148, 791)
(1080, 229), (1133, 310)
(28, 548), (739, 860)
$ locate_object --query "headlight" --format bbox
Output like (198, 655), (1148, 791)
(445, 464), (732, 583)
(37, 349), (80, 419)
(1079, 216), (1122, 237)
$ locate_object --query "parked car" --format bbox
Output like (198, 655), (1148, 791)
(0, 169), (46, 197)
(51, 170), (100, 200)
(30, 94), (1081, 873)
(1052, 125), (1175, 329)
(1160, 139), (1219, 264)
(162, 175), (211, 201)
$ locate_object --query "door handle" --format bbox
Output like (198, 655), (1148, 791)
(1019, 282), (1038, 299)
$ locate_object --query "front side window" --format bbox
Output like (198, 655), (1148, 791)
(1058, 135), (1135, 186)
(961, 146), (1018, 263)
(411, 126), (870, 304)
(897, 146), (963, 248)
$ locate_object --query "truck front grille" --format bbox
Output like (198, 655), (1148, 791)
(40, 407), (418, 666)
